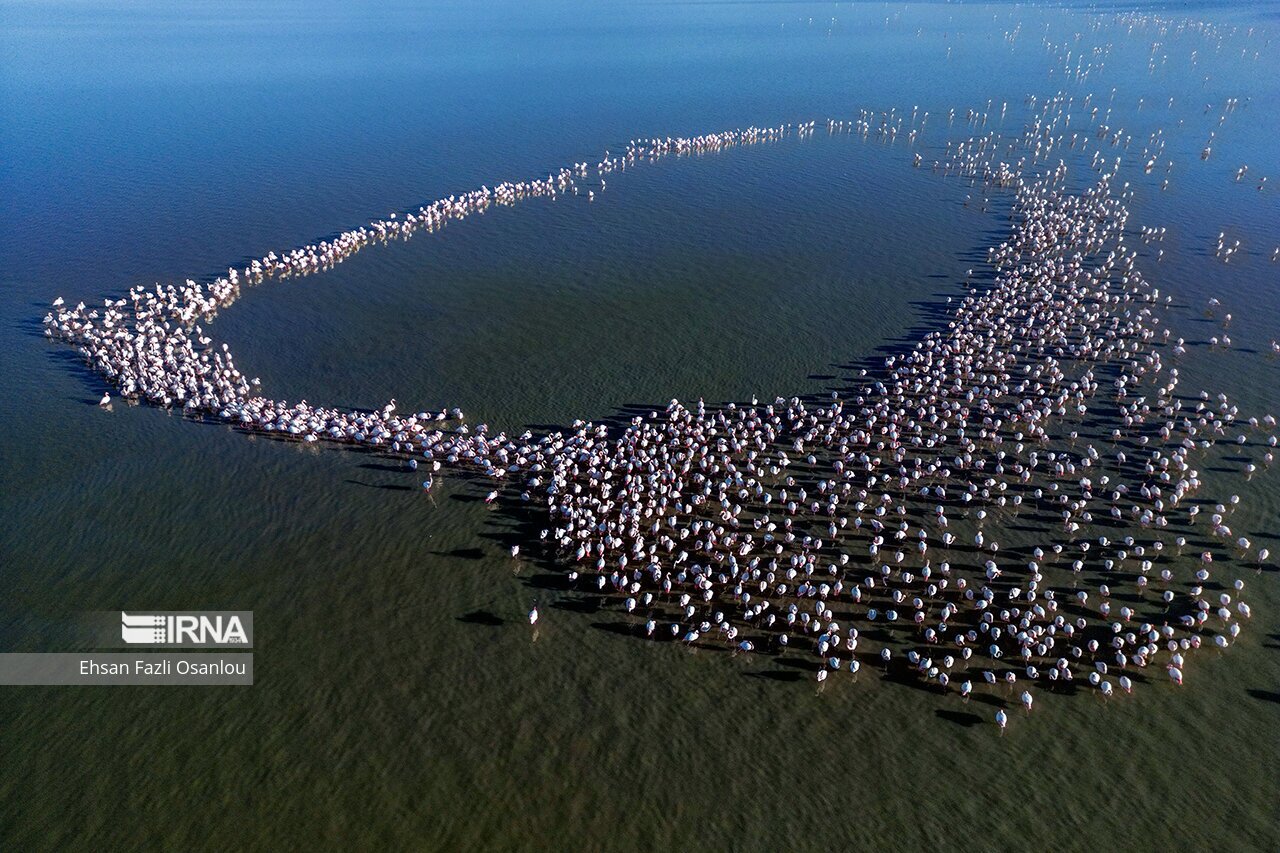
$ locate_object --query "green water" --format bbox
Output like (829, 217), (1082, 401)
(2, 1), (1278, 849)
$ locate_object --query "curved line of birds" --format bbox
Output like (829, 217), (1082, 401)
(43, 14), (1277, 730)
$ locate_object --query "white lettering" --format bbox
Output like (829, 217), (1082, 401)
(80, 659), (130, 675)
(174, 615), (200, 643)
(222, 616), (248, 644)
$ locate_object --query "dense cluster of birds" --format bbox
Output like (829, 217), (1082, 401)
(530, 160), (1269, 725)
(44, 13), (1274, 728)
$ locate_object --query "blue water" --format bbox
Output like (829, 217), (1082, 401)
(2, 1), (1279, 849)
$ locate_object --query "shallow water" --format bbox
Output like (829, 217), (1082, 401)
(2, 1), (1279, 850)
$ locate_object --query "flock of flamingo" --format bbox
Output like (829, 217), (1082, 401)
(44, 9), (1275, 731)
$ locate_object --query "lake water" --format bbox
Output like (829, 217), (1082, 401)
(2, 1), (1278, 849)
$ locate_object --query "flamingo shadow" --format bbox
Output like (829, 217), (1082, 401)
(343, 479), (411, 491)
(743, 669), (802, 682)
(935, 708), (983, 728)
(457, 610), (505, 626)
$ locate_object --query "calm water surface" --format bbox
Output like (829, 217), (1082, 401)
(2, 1), (1278, 849)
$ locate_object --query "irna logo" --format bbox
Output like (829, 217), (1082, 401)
(120, 612), (251, 646)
